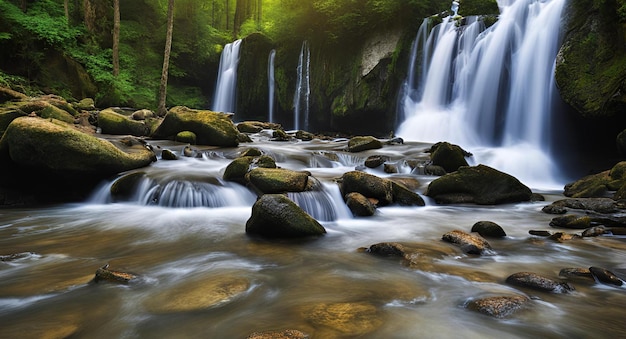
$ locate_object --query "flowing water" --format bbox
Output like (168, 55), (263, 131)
(397, 0), (567, 189)
(212, 39), (243, 114)
(293, 41), (311, 131)
(268, 49), (276, 123)
(1, 135), (625, 338)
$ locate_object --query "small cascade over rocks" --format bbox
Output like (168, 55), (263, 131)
(212, 39), (243, 115)
(397, 0), (567, 188)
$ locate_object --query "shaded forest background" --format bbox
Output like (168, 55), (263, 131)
(0, 0), (461, 110)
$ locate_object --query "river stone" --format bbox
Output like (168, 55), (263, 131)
(428, 141), (471, 173)
(144, 274), (250, 313)
(223, 156), (276, 184)
(582, 225), (610, 237)
(529, 230), (553, 237)
(559, 267), (593, 279)
(589, 266), (624, 286)
(505, 272), (574, 293)
(425, 164), (533, 205)
(471, 221), (507, 237)
(562, 164), (626, 198)
(246, 168), (310, 194)
(240, 147), (263, 157)
(365, 242), (458, 267)
(424, 164), (447, 176)
(246, 329), (309, 339)
(364, 155), (388, 168)
(93, 264), (137, 284)
(237, 121), (263, 133)
(345, 192), (376, 216)
(466, 295), (529, 318)
(161, 149), (178, 160)
(340, 171), (393, 206)
(110, 171), (145, 199)
(442, 230), (492, 255)
(151, 106), (239, 146)
(347, 136), (383, 152)
(543, 198), (619, 214)
(245, 194), (326, 238)
(390, 181), (425, 206)
(295, 130), (315, 141)
(549, 215), (592, 229)
(272, 129), (290, 141)
(175, 131), (197, 144)
(98, 108), (149, 136)
(302, 302), (383, 336)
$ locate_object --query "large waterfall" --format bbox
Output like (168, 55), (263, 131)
(397, 0), (566, 188)
(212, 39), (242, 114)
(293, 41), (311, 131)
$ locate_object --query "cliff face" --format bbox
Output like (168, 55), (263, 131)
(555, 0), (626, 119)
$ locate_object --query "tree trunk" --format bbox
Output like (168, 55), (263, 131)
(112, 0), (120, 77)
(64, 0), (70, 24)
(83, 0), (95, 33)
(157, 0), (175, 117)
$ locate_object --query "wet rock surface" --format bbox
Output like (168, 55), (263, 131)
(442, 230), (492, 255)
(245, 194), (326, 238)
(505, 272), (574, 293)
(466, 295), (529, 318)
(471, 221), (507, 238)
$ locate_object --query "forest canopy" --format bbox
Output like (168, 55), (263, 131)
(0, 0), (475, 108)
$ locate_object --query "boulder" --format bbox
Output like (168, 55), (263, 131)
(295, 130), (315, 141)
(347, 136), (383, 152)
(589, 266), (624, 286)
(0, 86), (28, 103)
(223, 156), (276, 184)
(130, 109), (154, 121)
(364, 155), (388, 168)
(0, 108), (27, 136)
(151, 106), (239, 147)
(466, 295), (529, 318)
(340, 171), (393, 206)
(345, 192), (376, 216)
(246, 168), (310, 194)
(74, 98), (95, 111)
(237, 121), (263, 133)
(0, 117), (155, 201)
(245, 194), (326, 238)
(564, 162), (626, 198)
(471, 221), (506, 238)
(175, 131), (197, 144)
(425, 164), (533, 205)
(442, 230), (492, 255)
(505, 272), (574, 293)
(390, 181), (425, 206)
(161, 149), (178, 160)
(98, 108), (149, 136)
(428, 141), (472, 173)
(549, 215), (592, 229)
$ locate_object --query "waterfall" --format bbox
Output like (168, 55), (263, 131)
(397, 0), (566, 188)
(268, 49), (276, 123)
(293, 41), (310, 131)
(212, 39), (242, 114)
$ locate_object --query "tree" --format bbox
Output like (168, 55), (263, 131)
(64, 0), (69, 24)
(112, 0), (120, 77)
(157, 0), (175, 117)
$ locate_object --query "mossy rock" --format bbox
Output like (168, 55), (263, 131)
(245, 194), (326, 238)
(426, 164), (532, 205)
(340, 171), (393, 206)
(39, 103), (76, 124)
(110, 171), (146, 199)
(0, 108), (27, 136)
(151, 106), (239, 147)
(74, 98), (95, 111)
(0, 86), (28, 103)
(245, 168), (310, 194)
(347, 136), (383, 152)
(428, 141), (471, 173)
(175, 131), (197, 144)
(564, 170), (611, 198)
(237, 122), (263, 133)
(391, 181), (425, 206)
(345, 192), (376, 216)
(98, 108), (149, 136)
(223, 155), (276, 184)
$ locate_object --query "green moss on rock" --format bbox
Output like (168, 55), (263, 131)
(98, 108), (149, 136)
(151, 106), (239, 147)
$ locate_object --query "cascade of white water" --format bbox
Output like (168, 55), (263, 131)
(212, 39), (242, 114)
(397, 0), (567, 188)
(293, 41), (310, 131)
(268, 49), (276, 123)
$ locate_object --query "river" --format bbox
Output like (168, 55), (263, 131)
(1, 135), (625, 338)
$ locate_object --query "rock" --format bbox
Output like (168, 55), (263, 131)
(471, 221), (506, 238)
(426, 164), (533, 205)
(131, 109), (154, 120)
(161, 149), (178, 160)
(246, 329), (309, 339)
(529, 230), (552, 237)
(428, 141), (471, 173)
(542, 198), (619, 214)
(505, 272), (574, 293)
(617, 129), (626, 158)
(383, 163), (398, 173)
(582, 226), (610, 237)
(0, 252), (35, 262)
(182, 145), (194, 157)
(364, 155), (388, 168)
(345, 192), (376, 216)
(295, 130), (315, 141)
(347, 136), (383, 152)
(549, 215), (592, 229)
(98, 108), (149, 136)
(548, 232), (579, 242)
(390, 181), (425, 206)
(240, 148), (262, 157)
(245, 194), (326, 238)
(223, 156), (276, 184)
(237, 121), (263, 133)
(93, 264), (137, 284)
(424, 164), (447, 176)
(340, 171), (393, 206)
(0, 86), (28, 103)
(110, 171), (145, 199)
(466, 295), (529, 318)
(559, 267), (593, 279)
(272, 129), (290, 141)
(365, 241), (458, 265)
(75, 98), (95, 110)
(0, 108), (27, 135)
(246, 168), (310, 194)
(563, 161), (626, 198)
(442, 230), (492, 255)
(589, 266), (624, 286)
(175, 131), (197, 144)
(0, 117), (156, 201)
(302, 302), (383, 336)
(151, 106), (239, 147)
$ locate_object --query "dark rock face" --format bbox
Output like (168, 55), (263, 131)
(426, 164), (533, 205)
(471, 221), (507, 238)
(542, 198), (619, 214)
(466, 295), (529, 318)
(151, 106), (239, 147)
(549, 215), (592, 229)
(428, 141), (472, 173)
(245, 194), (326, 238)
(345, 192), (376, 216)
(589, 266), (624, 286)
(505, 272), (574, 293)
(442, 230), (492, 255)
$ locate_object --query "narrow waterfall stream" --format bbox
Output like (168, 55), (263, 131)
(268, 49), (276, 123)
(293, 41), (311, 131)
(212, 39), (243, 114)
(397, 0), (567, 189)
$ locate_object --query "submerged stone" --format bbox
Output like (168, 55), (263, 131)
(302, 302), (383, 336)
(246, 329), (309, 339)
(93, 264), (137, 284)
(466, 295), (529, 318)
(505, 272), (574, 293)
(589, 266), (624, 286)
